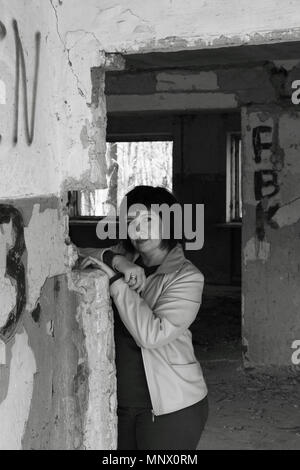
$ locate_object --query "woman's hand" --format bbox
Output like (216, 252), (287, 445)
(113, 255), (146, 294)
(80, 256), (115, 279)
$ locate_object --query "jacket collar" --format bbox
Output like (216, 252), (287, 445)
(133, 243), (186, 274)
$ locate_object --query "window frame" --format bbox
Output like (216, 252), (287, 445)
(226, 131), (242, 224)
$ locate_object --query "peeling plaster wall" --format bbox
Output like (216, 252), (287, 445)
(68, 270), (117, 450)
(0, 196), (117, 450)
(0, 197), (71, 449)
(0, 0), (107, 199)
(1, 0), (300, 452)
(20, 271), (116, 450)
(242, 107), (300, 366)
(0, 331), (36, 450)
(0, 0), (110, 450)
(6, 0), (300, 197)
(50, 0), (300, 53)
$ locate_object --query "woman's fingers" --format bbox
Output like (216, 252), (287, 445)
(88, 256), (103, 268)
(89, 257), (115, 277)
(136, 272), (146, 292)
(80, 257), (93, 269)
(80, 256), (115, 278)
(81, 258), (147, 291)
(81, 257), (147, 294)
(124, 272), (133, 284)
(128, 271), (146, 294)
(80, 256), (100, 270)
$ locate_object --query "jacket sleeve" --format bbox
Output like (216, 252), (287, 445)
(77, 243), (134, 263)
(110, 267), (204, 349)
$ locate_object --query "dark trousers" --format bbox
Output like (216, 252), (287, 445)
(117, 396), (208, 450)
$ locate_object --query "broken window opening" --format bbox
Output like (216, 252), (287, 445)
(69, 140), (173, 218)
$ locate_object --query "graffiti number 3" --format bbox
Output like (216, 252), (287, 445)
(0, 205), (26, 342)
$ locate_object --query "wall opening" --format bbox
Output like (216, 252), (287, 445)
(70, 140), (173, 217)
(101, 49), (246, 362)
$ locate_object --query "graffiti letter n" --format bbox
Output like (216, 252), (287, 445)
(13, 20), (41, 145)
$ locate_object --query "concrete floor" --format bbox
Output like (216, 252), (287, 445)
(192, 285), (300, 450)
(196, 357), (300, 450)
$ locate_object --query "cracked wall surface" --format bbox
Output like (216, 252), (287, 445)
(49, 0), (300, 53)
(0, 0), (112, 450)
(242, 107), (300, 366)
(1, 0), (300, 451)
(0, 0), (107, 199)
(68, 270), (117, 450)
(20, 271), (116, 450)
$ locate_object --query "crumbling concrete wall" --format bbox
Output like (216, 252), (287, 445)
(0, 195), (118, 450)
(1, 0), (300, 451)
(242, 106), (300, 366)
(0, 0), (111, 450)
(21, 270), (116, 450)
(0, 1), (107, 198)
(49, 0), (300, 53)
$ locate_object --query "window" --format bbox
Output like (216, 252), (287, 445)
(226, 132), (242, 222)
(68, 140), (173, 217)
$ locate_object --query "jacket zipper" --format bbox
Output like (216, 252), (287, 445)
(151, 410), (155, 422)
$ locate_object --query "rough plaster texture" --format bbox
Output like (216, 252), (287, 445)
(242, 107), (300, 366)
(0, 197), (72, 449)
(0, 331), (36, 450)
(50, 0), (300, 53)
(0, 193), (116, 450)
(1, 0), (300, 452)
(7, 0), (300, 197)
(24, 202), (67, 311)
(68, 270), (117, 450)
(0, 0), (107, 199)
(0, 220), (17, 329)
(8, 270), (116, 450)
(0, 201), (117, 449)
(0, 197), (69, 324)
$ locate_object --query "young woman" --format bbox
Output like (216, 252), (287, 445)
(79, 186), (208, 450)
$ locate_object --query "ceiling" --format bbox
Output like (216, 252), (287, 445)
(123, 41), (300, 70)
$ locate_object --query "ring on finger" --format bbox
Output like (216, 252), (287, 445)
(129, 273), (137, 283)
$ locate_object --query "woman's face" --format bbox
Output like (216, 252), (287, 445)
(127, 208), (163, 253)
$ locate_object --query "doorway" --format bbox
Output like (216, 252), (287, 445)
(105, 110), (242, 362)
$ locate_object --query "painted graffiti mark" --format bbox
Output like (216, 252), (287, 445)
(0, 21), (6, 40)
(254, 170), (279, 200)
(31, 303), (41, 324)
(13, 19), (41, 145)
(0, 21), (6, 143)
(252, 125), (281, 241)
(252, 126), (272, 164)
(0, 205), (26, 342)
(255, 201), (280, 241)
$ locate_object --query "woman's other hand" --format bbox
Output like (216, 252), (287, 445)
(80, 256), (115, 279)
(113, 255), (146, 294)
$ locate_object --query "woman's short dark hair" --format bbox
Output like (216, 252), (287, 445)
(120, 185), (183, 253)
